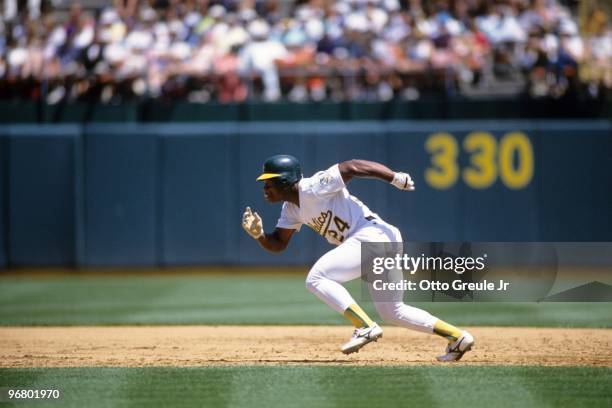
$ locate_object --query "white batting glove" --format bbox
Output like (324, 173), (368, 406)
(242, 207), (264, 239)
(391, 172), (415, 191)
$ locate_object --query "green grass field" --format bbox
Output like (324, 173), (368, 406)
(0, 274), (611, 327)
(1, 272), (611, 408)
(1, 366), (611, 408)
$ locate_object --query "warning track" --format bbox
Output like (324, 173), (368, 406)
(1, 326), (610, 367)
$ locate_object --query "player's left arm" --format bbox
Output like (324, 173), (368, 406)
(338, 159), (415, 190)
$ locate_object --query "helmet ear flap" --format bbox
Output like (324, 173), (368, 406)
(277, 176), (289, 189)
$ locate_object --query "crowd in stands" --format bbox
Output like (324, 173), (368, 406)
(0, 0), (610, 103)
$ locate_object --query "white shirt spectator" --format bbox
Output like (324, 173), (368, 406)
(240, 39), (287, 72)
(74, 19), (95, 50)
(240, 19), (288, 101)
(367, 6), (389, 34)
(125, 27), (154, 51)
(477, 12), (526, 44)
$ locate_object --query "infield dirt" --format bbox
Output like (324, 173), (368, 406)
(1, 326), (611, 368)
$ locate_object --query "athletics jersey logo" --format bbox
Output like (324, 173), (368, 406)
(307, 211), (350, 243)
(307, 210), (331, 234)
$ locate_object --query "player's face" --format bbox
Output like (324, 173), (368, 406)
(263, 180), (283, 202)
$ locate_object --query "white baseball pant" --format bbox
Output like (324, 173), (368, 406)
(304, 218), (438, 333)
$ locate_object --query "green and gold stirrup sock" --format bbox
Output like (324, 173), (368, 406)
(343, 303), (375, 328)
(433, 319), (463, 342)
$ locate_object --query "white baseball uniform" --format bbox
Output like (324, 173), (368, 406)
(276, 164), (438, 333)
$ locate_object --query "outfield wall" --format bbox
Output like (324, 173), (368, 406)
(0, 121), (610, 267)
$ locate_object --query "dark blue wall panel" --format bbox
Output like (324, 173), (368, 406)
(458, 127), (539, 241)
(159, 130), (234, 264)
(387, 123), (542, 241)
(6, 126), (79, 265)
(536, 123), (612, 240)
(2, 121), (610, 267)
(0, 133), (6, 267)
(84, 125), (157, 266)
(386, 128), (461, 241)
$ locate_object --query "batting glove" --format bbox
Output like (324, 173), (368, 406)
(391, 172), (415, 191)
(242, 207), (264, 239)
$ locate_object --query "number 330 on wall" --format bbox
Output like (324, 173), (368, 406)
(425, 131), (534, 190)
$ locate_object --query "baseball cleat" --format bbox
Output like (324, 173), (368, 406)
(341, 323), (383, 354)
(436, 330), (474, 362)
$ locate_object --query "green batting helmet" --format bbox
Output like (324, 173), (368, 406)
(256, 155), (302, 189)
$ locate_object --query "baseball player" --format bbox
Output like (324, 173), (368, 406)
(242, 155), (474, 361)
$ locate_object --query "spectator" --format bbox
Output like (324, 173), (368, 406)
(239, 18), (287, 101)
(0, 0), (608, 102)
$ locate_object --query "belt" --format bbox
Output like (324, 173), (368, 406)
(365, 215), (376, 221)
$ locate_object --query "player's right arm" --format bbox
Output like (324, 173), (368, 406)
(242, 207), (295, 253)
(257, 227), (295, 253)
